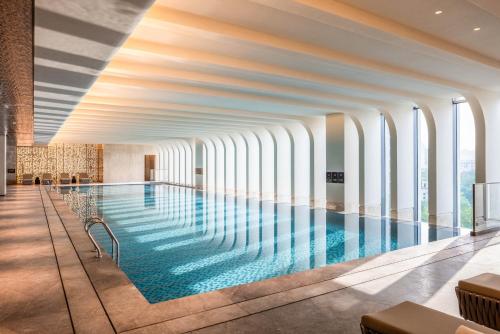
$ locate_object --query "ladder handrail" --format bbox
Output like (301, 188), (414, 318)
(85, 216), (120, 266)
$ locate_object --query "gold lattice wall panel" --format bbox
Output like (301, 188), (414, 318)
(16, 144), (103, 183)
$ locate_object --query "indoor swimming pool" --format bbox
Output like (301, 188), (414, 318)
(58, 183), (463, 304)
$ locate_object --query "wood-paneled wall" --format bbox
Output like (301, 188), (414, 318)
(16, 144), (103, 183)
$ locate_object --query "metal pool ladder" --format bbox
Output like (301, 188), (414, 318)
(84, 216), (120, 266)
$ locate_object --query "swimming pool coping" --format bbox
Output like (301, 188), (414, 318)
(45, 187), (500, 333)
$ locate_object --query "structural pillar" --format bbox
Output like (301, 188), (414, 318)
(350, 110), (382, 217)
(419, 99), (454, 227)
(468, 91), (500, 183)
(383, 104), (415, 221)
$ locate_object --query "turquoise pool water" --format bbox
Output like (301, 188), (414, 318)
(59, 184), (462, 303)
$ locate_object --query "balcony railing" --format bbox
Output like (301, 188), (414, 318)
(472, 182), (500, 235)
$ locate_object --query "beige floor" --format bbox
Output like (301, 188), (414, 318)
(0, 186), (73, 333)
(1, 185), (499, 333)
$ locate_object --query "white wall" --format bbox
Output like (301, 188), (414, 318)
(326, 114), (345, 209)
(344, 115), (360, 213)
(350, 110), (382, 216)
(384, 104), (415, 220)
(194, 139), (204, 188)
(103, 144), (156, 183)
(419, 99), (453, 226)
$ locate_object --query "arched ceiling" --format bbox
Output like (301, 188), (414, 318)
(33, 0), (500, 144)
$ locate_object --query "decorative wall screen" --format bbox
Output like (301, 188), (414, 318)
(16, 144), (103, 183)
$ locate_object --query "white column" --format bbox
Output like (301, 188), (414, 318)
(231, 133), (247, 197)
(203, 138), (216, 192)
(344, 114), (360, 213)
(221, 135), (236, 195)
(178, 141), (186, 186)
(212, 136), (225, 193)
(194, 139), (204, 189)
(419, 99), (453, 226)
(168, 145), (174, 183)
(350, 110), (382, 216)
(287, 123), (310, 206)
(243, 131), (260, 198)
(255, 128), (275, 201)
(303, 117), (327, 208)
(325, 113), (345, 210)
(270, 126), (292, 203)
(467, 92), (500, 182)
(384, 104), (415, 220)
(0, 134), (6, 196)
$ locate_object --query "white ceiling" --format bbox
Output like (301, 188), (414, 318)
(32, 0), (500, 144)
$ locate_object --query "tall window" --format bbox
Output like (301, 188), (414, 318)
(454, 100), (475, 228)
(414, 108), (429, 222)
(381, 115), (391, 217)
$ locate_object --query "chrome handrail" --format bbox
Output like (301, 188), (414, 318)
(84, 216), (120, 266)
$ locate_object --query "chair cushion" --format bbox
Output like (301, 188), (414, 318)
(456, 325), (486, 334)
(361, 301), (498, 334)
(458, 273), (500, 300)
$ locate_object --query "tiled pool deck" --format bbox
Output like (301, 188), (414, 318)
(1, 185), (500, 333)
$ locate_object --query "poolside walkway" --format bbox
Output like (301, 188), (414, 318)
(1, 185), (499, 333)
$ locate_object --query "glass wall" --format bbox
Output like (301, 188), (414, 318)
(414, 109), (429, 222)
(381, 115), (391, 217)
(455, 101), (475, 228)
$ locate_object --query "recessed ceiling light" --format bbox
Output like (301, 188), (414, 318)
(473, 27), (481, 31)
(435, 10), (443, 15)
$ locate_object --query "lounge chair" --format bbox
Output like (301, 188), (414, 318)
(360, 301), (498, 334)
(456, 273), (500, 330)
(21, 174), (33, 185)
(78, 172), (91, 184)
(42, 173), (53, 185)
(59, 173), (71, 185)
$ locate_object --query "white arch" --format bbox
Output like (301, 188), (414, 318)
(185, 140), (193, 187)
(178, 139), (193, 187)
(417, 103), (439, 224)
(381, 104), (414, 221)
(242, 130), (260, 198)
(161, 143), (170, 182)
(286, 122), (311, 206)
(230, 132), (248, 197)
(341, 113), (363, 214)
(154, 144), (163, 181)
(211, 136), (226, 193)
(167, 145), (174, 183)
(255, 128), (275, 201)
(462, 94), (487, 183)
(200, 137), (216, 192)
(177, 141), (186, 185)
(173, 142), (180, 184)
(304, 118), (327, 208)
(269, 125), (292, 203)
(220, 134), (236, 195)
(347, 111), (381, 216)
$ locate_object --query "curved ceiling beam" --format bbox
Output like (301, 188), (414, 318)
(106, 58), (386, 107)
(64, 110), (280, 128)
(122, 39), (430, 101)
(80, 96), (317, 123)
(95, 75), (356, 114)
(71, 107), (283, 126)
(293, 0), (500, 70)
(144, 6), (475, 91)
